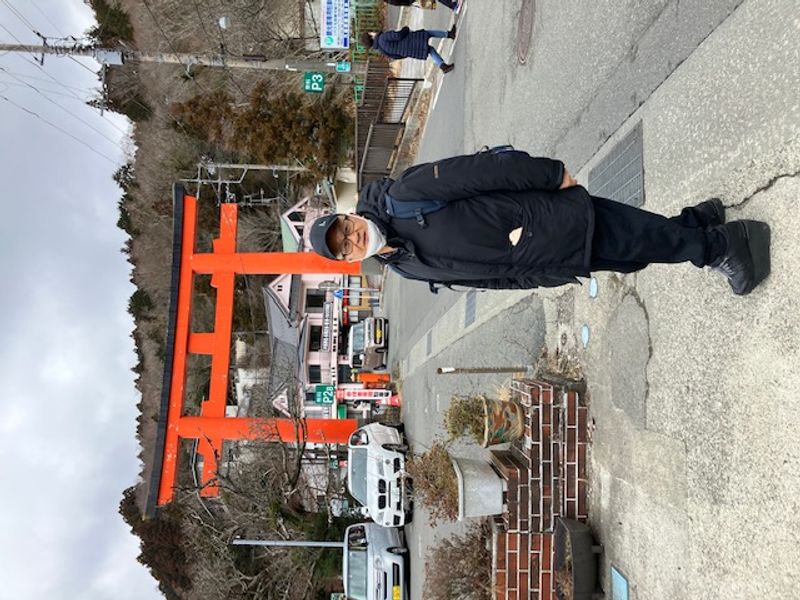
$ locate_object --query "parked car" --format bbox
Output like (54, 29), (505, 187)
(346, 423), (409, 527)
(343, 522), (407, 600)
(348, 317), (389, 371)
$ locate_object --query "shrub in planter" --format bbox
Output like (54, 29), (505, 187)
(444, 395), (485, 443)
(445, 387), (524, 447)
(407, 441), (505, 524)
(405, 440), (459, 526)
(424, 520), (493, 600)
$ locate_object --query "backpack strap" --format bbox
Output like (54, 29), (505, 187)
(384, 192), (446, 228)
(478, 143), (516, 154)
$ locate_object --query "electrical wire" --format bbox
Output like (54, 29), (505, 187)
(0, 7), (129, 137)
(0, 93), (118, 166)
(0, 70), (88, 93)
(0, 66), (124, 148)
(186, 0), (246, 96)
(0, 77), (91, 100)
(141, 0), (212, 95)
(0, 0), (40, 35)
(28, 0), (67, 37)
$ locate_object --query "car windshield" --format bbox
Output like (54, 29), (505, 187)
(350, 323), (365, 353)
(348, 448), (368, 503)
(345, 549), (368, 600)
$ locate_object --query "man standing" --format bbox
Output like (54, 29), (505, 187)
(383, 0), (463, 11)
(360, 25), (457, 73)
(309, 150), (770, 296)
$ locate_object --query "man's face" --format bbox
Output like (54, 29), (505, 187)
(326, 214), (370, 262)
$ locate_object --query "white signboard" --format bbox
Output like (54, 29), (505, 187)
(320, 0), (350, 49)
(321, 301), (333, 351)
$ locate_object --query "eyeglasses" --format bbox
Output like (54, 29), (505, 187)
(336, 216), (355, 259)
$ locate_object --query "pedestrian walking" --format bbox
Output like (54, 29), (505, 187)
(383, 0), (463, 12)
(309, 149), (771, 296)
(360, 25), (457, 73)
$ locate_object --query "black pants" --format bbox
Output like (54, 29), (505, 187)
(589, 196), (727, 273)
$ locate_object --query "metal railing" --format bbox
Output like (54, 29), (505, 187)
(356, 76), (422, 189)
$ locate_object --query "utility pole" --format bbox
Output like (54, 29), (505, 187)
(0, 42), (364, 75)
(232, 538), (345, 549)
(181, 159), (309, 203)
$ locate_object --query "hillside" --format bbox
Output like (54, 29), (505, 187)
(93, 1), (358, 597)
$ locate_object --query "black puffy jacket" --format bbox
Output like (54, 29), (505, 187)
(356, 150), (595, 291)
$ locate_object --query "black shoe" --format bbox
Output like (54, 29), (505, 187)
(695, 198), (726, 227)
(448, 24), (457, 39)
(440, 63), (455, 73)
(710, 220), (771, 296)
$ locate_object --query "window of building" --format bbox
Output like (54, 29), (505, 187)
(309, 325), (323, 352)
(338, 364), (353, 383)
(305, 289), (325, 313)
(308, 365), (322, 383)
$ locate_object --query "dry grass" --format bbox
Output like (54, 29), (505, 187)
(406, 440), (459, 526)
(424, 521), (493, 600)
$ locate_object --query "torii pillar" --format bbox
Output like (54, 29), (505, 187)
(150, 185), (361, 512)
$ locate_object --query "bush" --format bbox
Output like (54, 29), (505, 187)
(87, 0), (134, 45)
(405, 440), (459, 526)
(170, 83), (353, 177)
(424, 521), (493, 600)
(444, 395), (485, 444)
(128, 288), (154, 321)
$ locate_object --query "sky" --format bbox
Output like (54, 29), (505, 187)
(0, 2), (161, 599)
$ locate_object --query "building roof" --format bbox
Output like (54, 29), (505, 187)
(262, 286), (308, 405)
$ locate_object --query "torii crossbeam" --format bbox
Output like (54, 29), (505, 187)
(146, 185), (360, 516)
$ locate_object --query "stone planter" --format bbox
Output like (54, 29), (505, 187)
(554, 518), (603, 600)
(452, 456), (505, 520)
(482, 397), (525, 447)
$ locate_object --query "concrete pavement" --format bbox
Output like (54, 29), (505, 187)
(382, 0), (800, 598)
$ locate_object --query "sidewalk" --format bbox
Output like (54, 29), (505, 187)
(386, 4), (460, 174)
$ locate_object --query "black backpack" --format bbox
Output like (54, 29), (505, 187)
(382, 144), (515, 228)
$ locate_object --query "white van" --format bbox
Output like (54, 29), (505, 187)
(343, 522), (407, 600)
(348, 317), (389, 371)
(347, 423), (409, 528)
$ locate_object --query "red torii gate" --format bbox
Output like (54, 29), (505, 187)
(147, 185), (360, 514)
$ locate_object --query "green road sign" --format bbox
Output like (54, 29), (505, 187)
(304, 72), (325, 93)
(315, 384), (335, 404)
(336, 61), (351, 73)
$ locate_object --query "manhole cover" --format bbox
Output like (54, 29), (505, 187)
(516, 0), (535, 64)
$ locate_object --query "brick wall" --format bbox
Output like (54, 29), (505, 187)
(491, 379), (590, 600)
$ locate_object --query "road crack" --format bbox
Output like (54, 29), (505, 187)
(726, 168), (800, 210)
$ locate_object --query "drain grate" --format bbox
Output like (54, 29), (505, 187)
(464, 289), (477, 327)
(588, 121), (645, 207)
(426, 330), (432, 356)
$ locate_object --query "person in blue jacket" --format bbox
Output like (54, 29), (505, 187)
(361, 25), (457, 73)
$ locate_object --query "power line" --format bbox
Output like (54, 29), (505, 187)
(0, 77), (91, 100)
(0, 70), (88, 93)
(0, 22), (39, 62)
(67, 55), (98, 75)
(29, 0), (67, 38)
(141, 0), (212, 95)
(0, 13), (127, 136)
(188, 0), (247, 96)
(0, 93), (118, 166)
(0, 0), (40, 35)
(0, 66), (125, 148)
